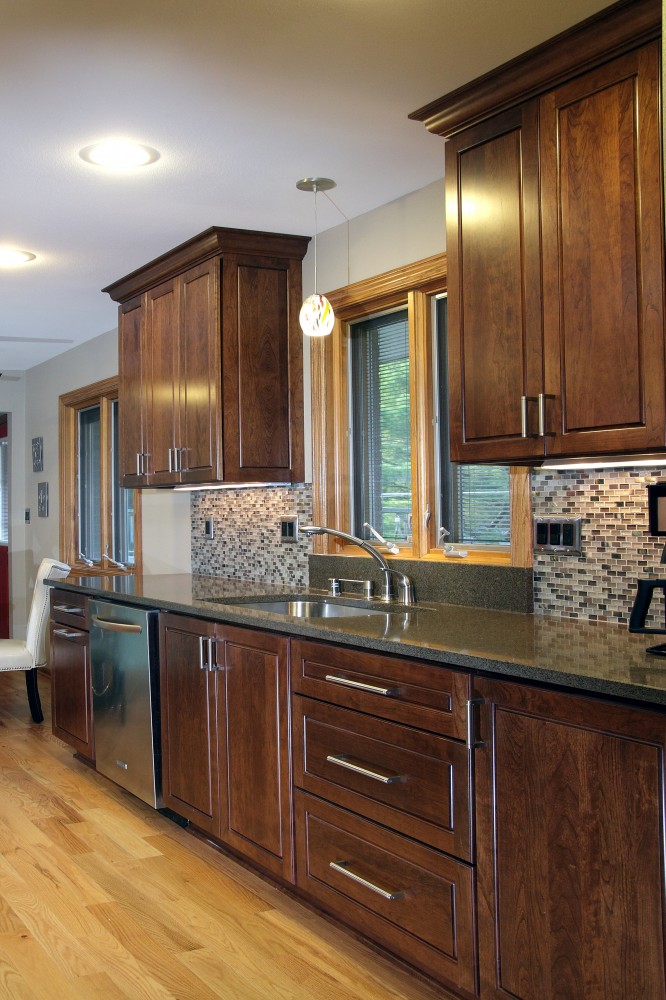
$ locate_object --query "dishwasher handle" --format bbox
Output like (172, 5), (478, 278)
(91, 616), (143, 634)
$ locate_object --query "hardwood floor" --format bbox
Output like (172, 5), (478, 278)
(0, 670), (454, 1000)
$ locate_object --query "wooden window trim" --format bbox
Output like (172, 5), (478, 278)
(310, 253), (532, 567)
(59, 376), (142, 576)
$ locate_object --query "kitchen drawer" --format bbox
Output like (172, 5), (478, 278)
(295, 791), (476, 994)
(293, 696), (472, 860)
(50, 588), (89, 630)
(291, 639), (470, 740)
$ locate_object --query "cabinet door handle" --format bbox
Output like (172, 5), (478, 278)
(198, 635), (208, 670)
(538, 393), (547, 437)
(179, 447), (188, 472)
(326, 754), (404, 784)
(520, 396), (538, 438)
(136, 453), (142, 476)
(329, 861), (404, 901)
(168, 448), (174, 473)
(53, 627), (86, 640)
(53, 604), (84, 616)
(324, 674), (399, 697)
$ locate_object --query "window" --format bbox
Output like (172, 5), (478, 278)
(434, 295), (510, 546)
(60, 378), (140, 574)
(349, 309), (412, 542)
(310, 254), (530, 565)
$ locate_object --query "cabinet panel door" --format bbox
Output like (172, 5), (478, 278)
(179, 260), (221, 483)
(118, 295), (148, 487)
(217, 626), (292, 880)
(159, 614), (219, 835)
(221, 257), (294, 481)
(50, 623), (94, 761)
(146, 278), (180, 484)
(475, 677), (666, 1000)
(446, 102), (544, 461)
(541, 43), (665, 456)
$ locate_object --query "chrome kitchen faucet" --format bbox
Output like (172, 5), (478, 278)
(301, 525), (415, 605)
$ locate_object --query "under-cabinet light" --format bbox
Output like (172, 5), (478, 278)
(541, 455), (666, 470)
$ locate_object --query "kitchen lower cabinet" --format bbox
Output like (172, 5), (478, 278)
(49, 589), (94, 762)
(159, 613), (293, 880)
(159, 613), (219, 835)
(474, 677), (666, 1000)
(291, 638), (476, 996)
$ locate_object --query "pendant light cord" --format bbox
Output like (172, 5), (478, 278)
(321, 189), (350, 286)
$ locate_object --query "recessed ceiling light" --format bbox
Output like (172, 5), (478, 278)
(0, 248), (36, 267)
(79, 139), (160, 169)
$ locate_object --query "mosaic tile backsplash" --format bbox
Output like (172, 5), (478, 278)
(532, 467), (666, 624)
(190, 469), (666, 624)
(191, 484), (312, 585)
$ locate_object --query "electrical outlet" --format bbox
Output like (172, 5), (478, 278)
(533, 516), (582, 554)
(204, 518), (215, 539)
(280, 517), (299, 543)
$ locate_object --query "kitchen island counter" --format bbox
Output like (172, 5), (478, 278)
(51, 572), (666, 708)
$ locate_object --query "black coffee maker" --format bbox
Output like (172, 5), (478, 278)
(629, 483), (666, 654)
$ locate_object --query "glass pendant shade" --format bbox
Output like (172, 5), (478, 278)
(296, 177), (338, 338)
(300, 293), (335, 337)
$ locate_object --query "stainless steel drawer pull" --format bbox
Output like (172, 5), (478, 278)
(53, 604), (84, 615)
(326, 754), (404, 785)
(91, 617), (142, 634)
(324, 674), (398, 697)
(329, 861), (404, 901)
(53, 627), (85, 639)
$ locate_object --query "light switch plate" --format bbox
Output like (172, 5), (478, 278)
(533, 516), (582, 554)
(280, 517), (299, 543)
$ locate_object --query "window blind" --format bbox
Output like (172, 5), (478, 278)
(350, 310), (412, 542)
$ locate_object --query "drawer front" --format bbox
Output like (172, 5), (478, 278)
(294, 696), (472, 859)
(295, 791), (476, 995)
(50, 589), (89, 630)
(291, 639), (469, 740)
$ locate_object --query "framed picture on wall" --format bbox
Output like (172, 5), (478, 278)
(37, 482), (48, 518)
(32, 437), (43, 473)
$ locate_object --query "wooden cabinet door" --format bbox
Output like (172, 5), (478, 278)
(159, 613), (220, 836)
(474, 677), (666, 1000)
(179, 260), (221, 483)
(146, 278), (180, 485)
(540, 43), (665, 456)
(118, 295), (149, 487)
(216, 625), (293, 881)
(50, 622), (94, 761)
(445, 102), (544, 462)
(221, 255), (301, 482)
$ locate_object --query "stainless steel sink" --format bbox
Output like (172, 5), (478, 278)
(222, 599), (392, 619)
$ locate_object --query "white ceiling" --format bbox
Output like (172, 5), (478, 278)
(0, 0), (610, 374)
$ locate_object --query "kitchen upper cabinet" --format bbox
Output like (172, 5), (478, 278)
(105, 227), (309, 487)
(474, 676), (666, 1000)
(414, 0), (664, 463)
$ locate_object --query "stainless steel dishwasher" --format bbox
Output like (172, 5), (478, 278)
(89, 600), (162, 808)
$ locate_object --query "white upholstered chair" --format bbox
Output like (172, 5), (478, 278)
(0, 557), (70, 722)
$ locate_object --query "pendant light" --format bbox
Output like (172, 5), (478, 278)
(296, 177), (336, 337)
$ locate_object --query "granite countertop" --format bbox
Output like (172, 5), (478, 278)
(50, 572), (666, 709)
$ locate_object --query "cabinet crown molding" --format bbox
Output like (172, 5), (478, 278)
(409, 0), (660, 138)
(103, 226), (310, 303)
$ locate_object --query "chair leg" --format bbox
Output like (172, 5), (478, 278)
(25, 670), (44, 724)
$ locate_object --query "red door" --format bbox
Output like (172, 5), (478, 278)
(0, 414), (8, 637)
